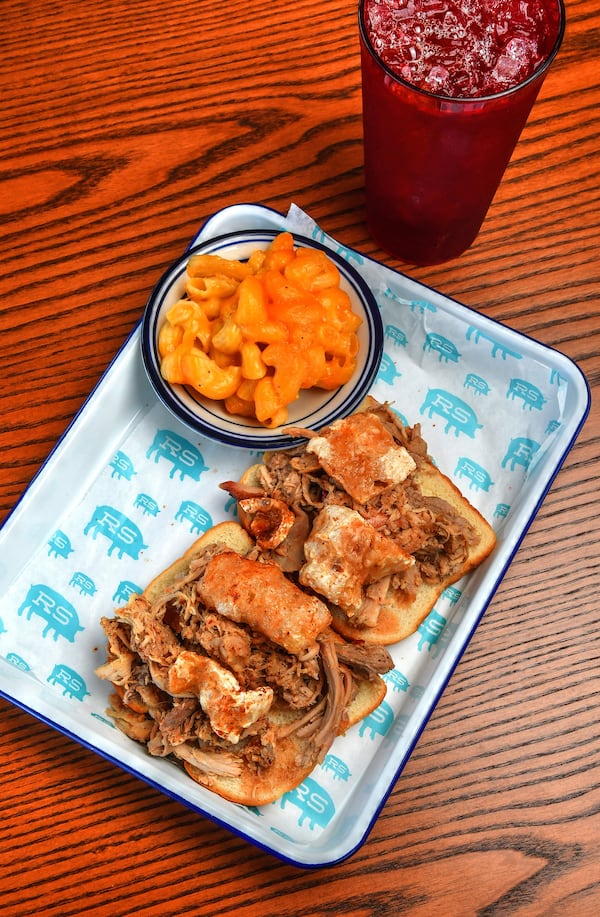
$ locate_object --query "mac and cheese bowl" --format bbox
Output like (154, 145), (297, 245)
(141, 229), (383, 450)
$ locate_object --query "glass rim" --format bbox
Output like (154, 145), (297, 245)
(358, 0), (566, 104)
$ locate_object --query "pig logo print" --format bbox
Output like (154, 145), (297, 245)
(494, 503), (510, 519)
(420, 389), (482, 438)
(409, 299), (437, 315)
(310, 228), (364, 266)
(69, 572), (97, 597)
(112, 580), (142, 604)
(502, 437), (540, 472)
(423, 332), (461, 363)
(454, 457), (494, 492)
(359, 699), (394, 739)
(382, 288), (436, 314)
(383, 669), (410, 693)
(279, 776), (335, 830)
(174, 501), (213, 535)
(47, 530), (74, 560)
(466, 326), (523, 361)
(377, 353), (402, 386)
(417, 609), (447, 652)
(385, 324), (408, 348)
(0, 615), (7, 636)
(428, 620), (458, 660)
(507, 378), (547, 412)
(464, 373), (491, 397)
(442, 585), (462, 606)
(546, 419), (561, 435)
(47, 664), (90, 700)
(5, 653), (31, 671)
(146, 429), (209, 482)
(134, 493), (161, 517)
(321, 755), (351, 782)
(84, 505), (148, 559)
(17, 585), (84, 642)
(110, 450), (136, 481)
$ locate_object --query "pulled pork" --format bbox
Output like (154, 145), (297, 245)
(96, 548), (393, 779)
(230, 401), (480, 606)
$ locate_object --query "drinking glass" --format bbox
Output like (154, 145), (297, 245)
(359, 0), (566, 265)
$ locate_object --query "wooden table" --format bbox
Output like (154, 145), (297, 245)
(1, 1), (598, 913)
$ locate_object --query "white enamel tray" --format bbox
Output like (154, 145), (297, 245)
(0, 203), (590, 867)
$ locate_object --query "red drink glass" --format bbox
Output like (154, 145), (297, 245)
(359, 0), (565, 265)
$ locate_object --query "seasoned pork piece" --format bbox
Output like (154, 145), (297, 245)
(299, 505), (414, 614)
(197, 551), (332, 657)
(167, 650), (274, 744)
(305, 411), (416, 504)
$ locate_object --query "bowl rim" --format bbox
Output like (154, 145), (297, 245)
(140, 229), (383, 450)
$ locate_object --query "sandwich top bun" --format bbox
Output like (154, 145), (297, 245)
(96, 521), (393, 806)
(224, 398), (497, 646)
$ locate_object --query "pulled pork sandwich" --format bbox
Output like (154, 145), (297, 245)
(95, 522), (393, 806)
(221, 397), (497, 645)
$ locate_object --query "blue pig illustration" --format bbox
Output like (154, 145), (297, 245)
(423, 332), (461, 363)
(321, 755), (351, 782)
(5, 652), (31, 671)
(47, 664), (90, 700)
(310, 228), (363, 266)
(507, 378), (547, 412)
(359, 699), (395, 739)
(278, 776), (335, 830)
(110, 450), (136, 480)
(417, 609), (447, 652)
(466, 326), (523, 361)
(429, 621), (458, 660)
(442, 585), (462, 606)
(420, 389), (482, 438)
(454, 456), (494, 492)
(383, 669), (410, 693)
(464, 373), (491, 396)
(17, 584), (84, 642)
(47, 530), (74, 560)
(69, 572), (97, 597)
(382, 289), (435, 313)
(502, 437), (540, 472)
(134, 493), (161, 517)
(146, 429), (209, 481)
(377, 353), (402, 386)
(174, 501), (213, 535)
(384, 324), (408, 348)
(84, 505), (148, 559)
(112, 580), (143, 603)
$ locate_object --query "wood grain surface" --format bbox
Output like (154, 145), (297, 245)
(1, 0), (599, 914)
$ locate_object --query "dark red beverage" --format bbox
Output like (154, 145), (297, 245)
(359, 0), (565, 264)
